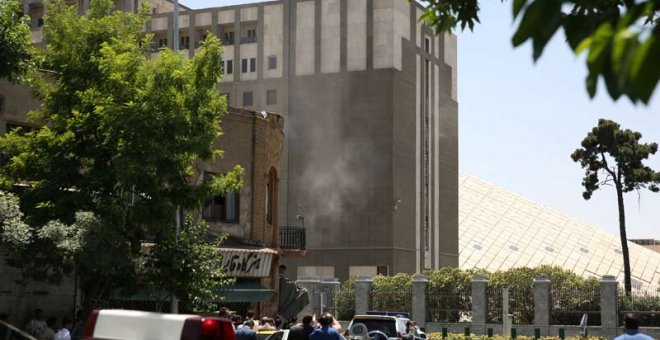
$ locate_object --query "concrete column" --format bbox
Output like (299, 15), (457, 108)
(533, 276), (551, 335)
(600, 275), (619, 339)
(355, 276), (373, 315)
(296, 276), (320, 319)
(320, 278), (340, 315)
(471, 275), (488, 334)
(412, 274), (428, 327)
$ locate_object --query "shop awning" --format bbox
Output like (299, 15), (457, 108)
(109, 287), (168, 301)
(217, 281), (274, 302)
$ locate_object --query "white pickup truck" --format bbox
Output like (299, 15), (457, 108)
(82, 309), (236, 340)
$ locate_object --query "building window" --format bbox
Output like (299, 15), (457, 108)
(266, 168), (277, 225)
(424, 37), (430, 53)
(241, 28), (257, 43)
(226, 60), (233, 75)
(180, 36), (190, 49)
(241, 59), (247, 73)
(266, 89), (277, 105)
(249, 58), (256, 72)
(223, 31), (235, 45)
(158, 38), (168, 47)
(268, 56), (277, 70)
(243, 91), (253, 106)
(202, 173), (240, 223)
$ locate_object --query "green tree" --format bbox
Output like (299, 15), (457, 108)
(0, 0), (34, 82)
(0, 0), (242, 306)
(422, 0), (660, 104)
(141, 217), (231, 312)
(571, 119), (660, 295)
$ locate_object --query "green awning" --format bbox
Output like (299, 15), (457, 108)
(109, 288), (168, 301)
(217, 281), (274, 302)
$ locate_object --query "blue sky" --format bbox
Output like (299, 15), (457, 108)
(183, 0), (659, 239)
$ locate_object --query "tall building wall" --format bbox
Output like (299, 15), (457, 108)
(144, 0), (459, 278)
(4, 0), (459, 280)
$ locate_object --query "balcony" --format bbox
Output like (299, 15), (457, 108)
(279, 226), (306, 252)
(240, 36), (257, 44)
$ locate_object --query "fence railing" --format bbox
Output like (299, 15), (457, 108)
(427, 286), (471, 322)
(370, 286), (412, 314)
(551, 285), (601, 325)
(619, 285), (660, 326)
(279, 226), (306, 251)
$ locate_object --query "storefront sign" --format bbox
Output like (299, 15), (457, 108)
(219, 248), (275, 278)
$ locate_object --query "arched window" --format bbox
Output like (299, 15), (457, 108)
(266, 168), (277, 225)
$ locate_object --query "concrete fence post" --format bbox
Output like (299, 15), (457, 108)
(412, 274), (429, 327)
(355, 276), (373, 316)
(296, 276), (321, 317)
(600, 275), (619, 339)
(533, 276), (551, 336)
(471, 275), (488, 334)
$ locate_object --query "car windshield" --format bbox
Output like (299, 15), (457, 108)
(351, 319), (397, 337)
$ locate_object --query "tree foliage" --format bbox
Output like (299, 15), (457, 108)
(0, 0), (241, 304)
(571, 119), (660, 295)
(421, 0), (660, 104)
(334, 266), (603, 324)
(141, 217), (232, 312)
(0, 0), (34, 82)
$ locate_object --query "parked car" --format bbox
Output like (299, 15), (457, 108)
(82, 309), (236, 340)
(346, 312), (425, 340)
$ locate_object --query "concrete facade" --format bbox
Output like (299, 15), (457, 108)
(5, 0), (459, 283)
(149, 0), (459, 280)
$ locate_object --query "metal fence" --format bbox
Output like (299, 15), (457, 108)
(370, 286), (412, 314)
(427, 286), (471, 322)
(486, 285), (534, 324)
(551, 284), (601, 325)
(618, 285), (660, 327)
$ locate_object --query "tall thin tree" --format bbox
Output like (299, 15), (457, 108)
(571, 119), (660, 295)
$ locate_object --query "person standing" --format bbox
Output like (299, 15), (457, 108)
(309, 313), (342, 340)
(38, 317), (57, 340)
(25, 309), (47, 338)
(288, 314), (315, 340)
(614, 314), (653, 340)
(55, 318), (73, 340)
(70, 310), (86, 340)
(235, 320), (257, 340)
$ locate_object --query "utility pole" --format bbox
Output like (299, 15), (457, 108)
(171, 205), (180, 314)
(172, 0), (179, 51)
(170, 0), (180, 314)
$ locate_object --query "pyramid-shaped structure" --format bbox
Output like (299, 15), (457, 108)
(459, 172), (660, 285)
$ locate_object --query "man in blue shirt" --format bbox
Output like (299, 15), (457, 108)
(309, 313), (342, 340)
(614, 314), (653, 340)
(236, 320), (258, 340)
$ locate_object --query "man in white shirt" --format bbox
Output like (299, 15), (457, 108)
(55, 318), (73, 340)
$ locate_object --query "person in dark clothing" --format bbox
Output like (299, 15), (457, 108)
(235, 320), (258, 340)
(288, 314), (315, 340)
(309, 313), (341, 340)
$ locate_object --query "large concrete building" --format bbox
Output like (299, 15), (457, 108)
(5, 0), (460, 281)
(144, 0), (459, 279)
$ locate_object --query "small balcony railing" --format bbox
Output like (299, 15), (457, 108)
(240, 36), (257, 44)
(280, 226), (306, 251)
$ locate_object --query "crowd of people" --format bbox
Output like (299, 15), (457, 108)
(222, 309), (344, 340)
(19, 308), (86, 340)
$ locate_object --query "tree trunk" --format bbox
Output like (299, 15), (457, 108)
(616, 184), (632, 296)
